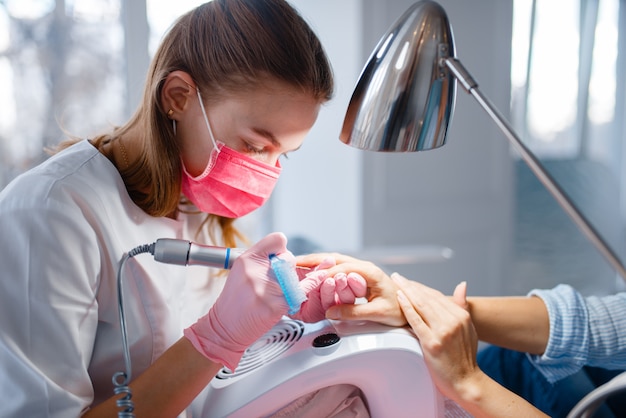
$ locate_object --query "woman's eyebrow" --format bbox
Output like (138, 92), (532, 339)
(252, 127), (279, 147)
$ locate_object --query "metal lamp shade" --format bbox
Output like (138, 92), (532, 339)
(340, 0), (456, 152)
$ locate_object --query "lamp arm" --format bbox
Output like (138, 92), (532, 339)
(444, 57), (626, 283)
(566, 370), (626, 418)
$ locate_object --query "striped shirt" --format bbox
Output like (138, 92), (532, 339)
(527, 284), (626, 383)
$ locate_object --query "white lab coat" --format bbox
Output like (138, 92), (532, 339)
(0, 140), (226, 417)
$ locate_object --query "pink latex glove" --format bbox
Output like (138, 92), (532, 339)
(292, 257), (368, 323)
(183, 232), (290, 370)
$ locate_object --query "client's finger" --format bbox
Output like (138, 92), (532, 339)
(296, 252), (361, 268)
(452, 281), (468, 309)
(326, 296), (406, 326)
(396, 289), (430, 339)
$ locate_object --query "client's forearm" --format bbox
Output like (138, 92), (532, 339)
(466, 296), (549, 355)
(453, 370), (549, 418)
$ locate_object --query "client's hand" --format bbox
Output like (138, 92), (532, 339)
(296, 253), (406, 326)
(184, 232), (290, 371)
(392, 274), (480, 401)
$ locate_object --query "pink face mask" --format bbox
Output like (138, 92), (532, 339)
(180, 89), (282, 218)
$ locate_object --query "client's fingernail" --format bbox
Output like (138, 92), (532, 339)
(326, 306), (340, 320)
(390, 272), (400, 282)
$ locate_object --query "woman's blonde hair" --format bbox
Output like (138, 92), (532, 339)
(58, 0), (334, 246)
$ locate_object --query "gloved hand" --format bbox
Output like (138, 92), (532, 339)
(183, 232), (290, 370)
(292, 256), (368, 323)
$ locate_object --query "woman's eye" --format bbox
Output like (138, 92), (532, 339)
(244, 143), (265, 154)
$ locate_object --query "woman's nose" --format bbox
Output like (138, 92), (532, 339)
(263, 152), (281, 167)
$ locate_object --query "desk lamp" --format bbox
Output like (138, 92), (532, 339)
(339, 0), (626, 283)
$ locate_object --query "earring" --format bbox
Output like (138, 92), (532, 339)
(172, 120), (176, 135)
(167, 109), (174, 118)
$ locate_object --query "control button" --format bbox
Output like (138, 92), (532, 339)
(313, 333), (340, 348)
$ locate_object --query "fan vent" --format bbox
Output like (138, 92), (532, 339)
(216, 318), (305, 380)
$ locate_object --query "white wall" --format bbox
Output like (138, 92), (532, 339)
(268, 0), (364, 253)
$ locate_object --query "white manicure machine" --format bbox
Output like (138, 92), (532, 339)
(198, 318), (468, 417)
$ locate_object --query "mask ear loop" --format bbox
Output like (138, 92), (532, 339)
(196, 88), (220, 153)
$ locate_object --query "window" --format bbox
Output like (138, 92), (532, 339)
(511, 0), (622, 165)
(147, 0), (206, 55)
(0, 0), (205, 189)
(0, 0), (124, 188)
(510, 0), (626, 292)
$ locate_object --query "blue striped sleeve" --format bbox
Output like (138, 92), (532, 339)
(525, 284), (626, 383)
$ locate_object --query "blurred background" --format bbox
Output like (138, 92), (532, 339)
(1, 0), (625, 297)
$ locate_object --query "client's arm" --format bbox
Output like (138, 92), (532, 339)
(392, 274), (548, 418)
(297, 252), (550, 355)
(467, 295), (549, 355)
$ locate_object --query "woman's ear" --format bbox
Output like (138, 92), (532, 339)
(161, 71), (196, 119)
